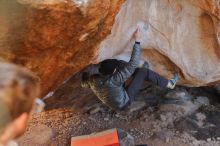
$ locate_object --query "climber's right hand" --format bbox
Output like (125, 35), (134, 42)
(134, 27), (141, 43)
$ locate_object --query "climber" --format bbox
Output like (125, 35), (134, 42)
(0, 63), (41, 146)
(81, 28), (178, 109)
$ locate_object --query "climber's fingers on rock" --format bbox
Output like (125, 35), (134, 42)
(134, 27), (141, 42)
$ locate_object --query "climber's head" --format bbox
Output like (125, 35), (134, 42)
(99, 59), (127, 75)
(0, 63), (40, 145)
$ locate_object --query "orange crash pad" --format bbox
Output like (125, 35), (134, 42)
(71, 129), (119, 146)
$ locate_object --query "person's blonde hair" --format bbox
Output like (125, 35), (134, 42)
(0, 63), (40, 134)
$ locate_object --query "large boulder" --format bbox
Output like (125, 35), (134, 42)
(0, 0), (220, 97)
(97, 0), (220, 87)
(0, 0), (124, 96)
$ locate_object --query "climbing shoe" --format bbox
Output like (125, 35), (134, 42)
(168, 73), (179, 89)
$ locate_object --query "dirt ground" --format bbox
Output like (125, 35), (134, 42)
(17, 73), (220, 146)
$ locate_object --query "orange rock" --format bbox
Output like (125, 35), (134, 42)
(0, 0), (124, 97)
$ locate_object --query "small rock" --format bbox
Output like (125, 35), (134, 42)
(115, 113), (120, 118)
(104, 117), (109, 121)
(118, 129), (135, 146)
(84, 103), (100, 112)
(115, 113), (127, 120)
(147, 107), (154, 112)
(88, 116), (96, 122)
(165, 91), (191, 101)
(160, 114), (166, 122)
(192, 140), (200, 145)
(166, 112), (175, 122)
(207, 138), (212, 142)
(217, 137), (220, 141)
(165, 137), (170, 143)
(128, 101), (146, 113)
(194, 96), (209, 106)
(195, 112), (206, 121)
(89, 106), (101, 114)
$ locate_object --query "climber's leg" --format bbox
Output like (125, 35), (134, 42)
(126, 68), (172, 101)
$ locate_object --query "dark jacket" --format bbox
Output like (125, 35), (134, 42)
(81, 42), (141, 109)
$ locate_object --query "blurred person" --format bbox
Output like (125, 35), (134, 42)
(0, 63), (40, 146)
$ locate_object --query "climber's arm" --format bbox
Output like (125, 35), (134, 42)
(110, 28), (141, 86)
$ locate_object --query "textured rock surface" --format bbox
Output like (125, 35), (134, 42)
(0, 0), (220, 97)
(98, 0), (220, 87)
(0, 0), (124, 96)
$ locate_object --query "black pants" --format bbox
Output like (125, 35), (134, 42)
(126, 68), (169, 102)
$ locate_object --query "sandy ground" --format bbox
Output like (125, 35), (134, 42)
(17, 74), (220, 146)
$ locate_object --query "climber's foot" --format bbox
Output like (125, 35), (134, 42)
(168, 73), (179, 89)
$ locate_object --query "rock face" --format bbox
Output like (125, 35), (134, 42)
(0, 0), (124, 96)
(0, 0), (220, 97)
(97, 0), (220, 87)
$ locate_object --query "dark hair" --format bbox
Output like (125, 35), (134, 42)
(99, 59), (127, 75)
